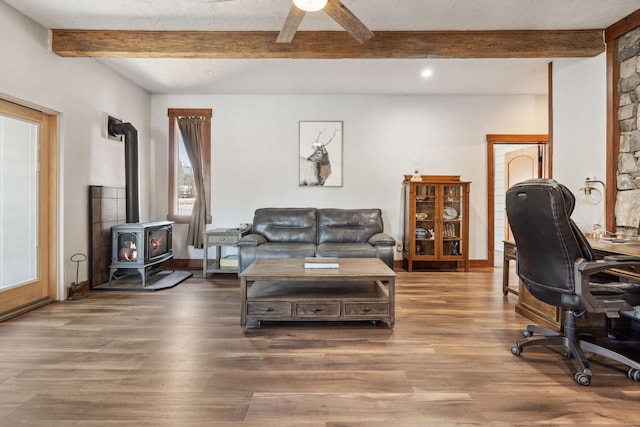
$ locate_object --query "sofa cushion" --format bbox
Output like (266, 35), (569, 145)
(318, 208), (384, 244)
(255, 242), (317, 258)
(253, 208), (317, 244)
(316, 243), (377, 258)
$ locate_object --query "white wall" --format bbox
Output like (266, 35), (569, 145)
(151, 94), (548, 261)
(552, 54), (608, 232)
(3, 0), (607, 290)
(0, 2), (151, 297)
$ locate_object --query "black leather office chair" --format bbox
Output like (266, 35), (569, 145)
(505, 178), (640, 385)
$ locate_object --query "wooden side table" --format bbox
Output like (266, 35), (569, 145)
(203, 227), (251, 277)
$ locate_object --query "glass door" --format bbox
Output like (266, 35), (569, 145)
(0, 99), (55, 315)
(414, 184), (436, 257)
(442, 184), (464, 258)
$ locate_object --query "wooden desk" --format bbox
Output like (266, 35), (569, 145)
(503, 239), (562, 331)
(503, 237), (640, 331)
(588, 236), (640, 254)
(588, 236), (640, 262)
(502, 241), (518, 296)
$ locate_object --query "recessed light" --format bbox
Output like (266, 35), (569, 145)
(421, 69), (433, 78)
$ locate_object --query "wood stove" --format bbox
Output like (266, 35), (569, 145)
(102, 119), (176, 288)
(109, 220), (174, 287)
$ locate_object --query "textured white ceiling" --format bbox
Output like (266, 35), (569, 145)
(4, 0), (640, 94)
(6, 0), (639, 31)
(93, 57), (551, 95)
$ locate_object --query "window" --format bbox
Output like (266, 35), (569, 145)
(167, 108), (212, 224)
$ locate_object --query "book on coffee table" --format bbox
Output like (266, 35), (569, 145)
(304, 257), (339, 269)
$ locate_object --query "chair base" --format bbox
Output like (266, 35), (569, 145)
(511, 311), (640, 386)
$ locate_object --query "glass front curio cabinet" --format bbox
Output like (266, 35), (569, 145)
(402, 175), (470, 271)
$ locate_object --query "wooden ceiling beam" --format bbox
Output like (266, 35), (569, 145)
(50, 29), (604, 59)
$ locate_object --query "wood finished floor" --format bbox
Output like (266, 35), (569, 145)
(1, 268), (639, 426)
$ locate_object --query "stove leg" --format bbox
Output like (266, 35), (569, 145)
(138, 267), (146, 287)
(108, 268), (117, 287)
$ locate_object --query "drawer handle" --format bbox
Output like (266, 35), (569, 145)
(362, 307), (371, 313)
(312, 307), (323, 313)
(263, 307), (274, 312)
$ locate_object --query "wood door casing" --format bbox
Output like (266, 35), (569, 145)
(486, 134), (550, 268)
(0, 99), (57, 317)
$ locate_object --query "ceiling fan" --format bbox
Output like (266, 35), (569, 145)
(276, 0), (374, 44)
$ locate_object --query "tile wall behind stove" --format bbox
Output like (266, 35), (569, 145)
(89, 186), (126, 287)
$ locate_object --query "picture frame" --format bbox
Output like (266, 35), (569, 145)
(298, 121), (343, 187)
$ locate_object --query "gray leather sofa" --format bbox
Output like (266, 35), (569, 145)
(237, 208), (396, 272)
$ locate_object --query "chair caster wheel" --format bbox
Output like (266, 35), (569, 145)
(522, 330), (533, 338)
(628, 369), (640, 381)
(575, 372), (591, 386)
(511, 345), (521, 356)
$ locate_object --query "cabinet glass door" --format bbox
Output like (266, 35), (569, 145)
(442, 184), (464, 258)
(414, 184), (436, 257)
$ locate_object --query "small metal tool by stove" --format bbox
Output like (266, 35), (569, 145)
(69, 253), (87, 300)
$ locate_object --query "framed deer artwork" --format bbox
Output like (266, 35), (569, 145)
(298, 121), (343, 187)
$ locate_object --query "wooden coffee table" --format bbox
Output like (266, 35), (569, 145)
(239, 258), (396, 329)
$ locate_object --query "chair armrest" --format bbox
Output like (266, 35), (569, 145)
(574, 258), (640, 314)
(368, 232), (396, 246)
(237, 234), (267, 247)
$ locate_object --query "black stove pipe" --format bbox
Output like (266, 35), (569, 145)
(108, 120), (140, 223)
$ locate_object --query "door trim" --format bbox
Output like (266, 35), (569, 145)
(0, 99), (58, 319)
(487, 134), (550, 268)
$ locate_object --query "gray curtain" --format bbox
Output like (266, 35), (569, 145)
(177, 116), (207, 249)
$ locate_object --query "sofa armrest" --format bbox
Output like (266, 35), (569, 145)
(368, 232), (395, 246)
(237, 234), (267, 247)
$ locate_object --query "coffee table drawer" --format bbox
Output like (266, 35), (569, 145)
(247, 301), (292, 317)
(343, 302), (389, 317)
(295, 302), (340, 318)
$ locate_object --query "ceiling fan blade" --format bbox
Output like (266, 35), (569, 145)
(277, 4), (306, 43)
(323, 0), (373, 44)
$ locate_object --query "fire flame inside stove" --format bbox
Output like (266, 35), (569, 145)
(120, 240), (137, 261)
(149, 235), (164, 257)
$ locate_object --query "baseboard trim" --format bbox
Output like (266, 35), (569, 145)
(173, 258), (203, 269)
(469, 259), (492, 268)
(394, 258), (492, 271)
(0, 297), (53, 323)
